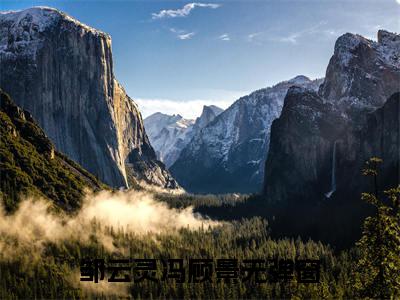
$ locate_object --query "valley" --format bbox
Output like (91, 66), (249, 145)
(0, 4), (399, 299)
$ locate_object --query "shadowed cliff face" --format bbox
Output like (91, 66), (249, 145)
(264, 87), (347, 204)
(0, 7), (177, 188)
(344, 92), (400, 195)
(264, 30), (400, 205)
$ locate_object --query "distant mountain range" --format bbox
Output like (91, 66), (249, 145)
(144, 105), (223, 167)
(0, 7), (177, 189)
(170, 76), (323, 193)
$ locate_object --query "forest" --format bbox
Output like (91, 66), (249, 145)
(0, 158), (399, 298)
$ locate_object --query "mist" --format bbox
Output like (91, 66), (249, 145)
(0, 189), (220, 296)
(0, 189), (219, 258)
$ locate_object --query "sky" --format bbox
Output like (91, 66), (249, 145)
(1, 0), (399, 118)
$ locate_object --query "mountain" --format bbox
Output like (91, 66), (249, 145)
(0, 7), (177, 189)
(192, 105), (223, 133)
(144, 113), (195, 167)
(144, 105), (223, 167)
(264, 86), (348, 204)
(320, 30), (400, 116)
(0, 89), (105, 212)
(170, 76), (323, 193)
(264, 30), (400, 205)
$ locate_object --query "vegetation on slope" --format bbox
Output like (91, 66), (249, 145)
(0, 217), (356, 299)
(0, 89), (105, 212)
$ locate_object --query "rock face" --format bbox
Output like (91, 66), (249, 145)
(170, 76), (323, 193)
(264, 87), (346, 204)
(357, 93), (399, 190)
(0, 7), (177, 188)
(320, 30), (400, 116)
(144, 105), (222, 167)
(192, 105), (223, 134)
(264, 30), (400, 204)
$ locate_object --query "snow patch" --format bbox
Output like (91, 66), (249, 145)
(0, 7), (108, 60)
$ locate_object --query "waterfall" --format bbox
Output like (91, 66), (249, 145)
(325, 140), (338, 198)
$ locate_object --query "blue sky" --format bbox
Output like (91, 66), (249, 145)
(1, 0), (399, 118)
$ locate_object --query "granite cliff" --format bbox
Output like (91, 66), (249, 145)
(264, 30), (400, 204)
(0, 7), (177, 188)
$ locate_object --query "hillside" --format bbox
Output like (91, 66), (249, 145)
(0, 89), (105, 212)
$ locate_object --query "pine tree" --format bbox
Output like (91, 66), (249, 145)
(353, 157), (400, 298)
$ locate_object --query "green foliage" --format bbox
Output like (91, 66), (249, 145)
(0, 217), (357, 299)
(362, 157), (383, 177)
(353, 158), (400, 298)
(0, 90), (105, 212)
(155, 192), (248, 209)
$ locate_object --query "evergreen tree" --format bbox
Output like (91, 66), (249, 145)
(353, 157), (400, 298)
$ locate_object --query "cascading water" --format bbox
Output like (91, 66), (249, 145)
(325, 140), (338, 198)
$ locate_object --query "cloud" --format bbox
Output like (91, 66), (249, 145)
(178, 32), (195, 40)
(218, 33), (230, 41)
(170, 27), (196, 40)
(169, 27), (181, 33)
(275, 21), (330, 44)
(136, 98), (234, 119)
(397, 0), (400, 4)
(279, 33), (300, 44)
(322, 29), (339, 36)
(152, 2), (220, 19)
(247, 32), (262, 42)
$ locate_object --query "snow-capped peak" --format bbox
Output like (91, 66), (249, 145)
(376, 30), (400, 69)
(144, 113), (193, 138)
(0, 7), (60, 32)
(203, 105), (224, 116)
(193, 105), (223, 131)
(144, 113), (195, 167)
(377, 30), (400, 45)
(333, 30), (399, 68)
(287, 75), (311, 85)
(320, 30), (399, 111)
(144, 105), (223, 168)
(0, 6), (107, 36)
(0, 6), (109, 60)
